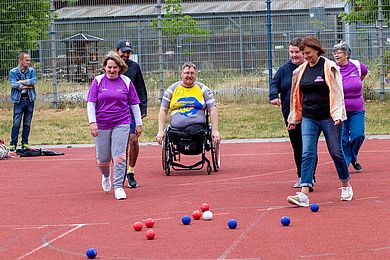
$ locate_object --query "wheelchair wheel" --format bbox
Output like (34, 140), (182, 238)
(165, 162), (171, 176)
(162, 133), (169, 170)
(211, 139), (220, 172)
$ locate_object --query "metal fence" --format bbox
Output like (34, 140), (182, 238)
(0, 0), (389, 109)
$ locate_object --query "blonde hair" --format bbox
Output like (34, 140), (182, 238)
(102, 51), (128, 74)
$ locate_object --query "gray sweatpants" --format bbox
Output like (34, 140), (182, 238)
(94, 124), (130, 189)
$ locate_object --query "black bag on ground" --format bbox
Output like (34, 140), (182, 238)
(16, 148), (64, 157)
(16, 148), (42, 157)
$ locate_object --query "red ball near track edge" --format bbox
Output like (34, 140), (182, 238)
(133, 221), (143, 231)
(145, 218), (155, 228)
(200, 202), (210, 212)
(145, 229), (156, 240)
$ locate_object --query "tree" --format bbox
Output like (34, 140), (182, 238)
(340, 0), (390, 24)
(0, 0), (77, 77)
(153, 0), (209, 43)
(153, 0), (209, 37)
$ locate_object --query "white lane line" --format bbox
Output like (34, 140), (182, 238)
(371, 246), (390, 251)
(0, 222), (109, 230)
(301, 253), (336, 257)
(217, 210), (268, 259)
(17, 224), (85, 260)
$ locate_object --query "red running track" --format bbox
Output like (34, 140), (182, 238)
(1, 138), (390, 259)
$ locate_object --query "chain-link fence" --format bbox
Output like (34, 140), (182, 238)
(0, 0), (389, 109)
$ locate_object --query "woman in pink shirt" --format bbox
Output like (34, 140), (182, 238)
(333, 42), (368, 172)
(87, 51), (142, 200)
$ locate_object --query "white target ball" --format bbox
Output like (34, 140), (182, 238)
(202, 210), (213, 220)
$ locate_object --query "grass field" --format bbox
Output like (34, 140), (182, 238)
(0, 101), (389, 146)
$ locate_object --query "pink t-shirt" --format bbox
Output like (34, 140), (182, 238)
(87, 74), (140, 130)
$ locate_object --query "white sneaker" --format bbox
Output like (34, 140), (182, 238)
(114, 188), (127, 200)
(101, 175), (111, 192)
(340, 185), (353, 201)
(287, 192), (309, 207)
(293, 178), (302, 188)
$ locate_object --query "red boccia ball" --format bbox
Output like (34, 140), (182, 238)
(133, 221), (143, 231)
(200, 202), (210, 212)
(145, 229), (156, 240)
(192, 210), (202, 220)
(145, 218), (155, 228)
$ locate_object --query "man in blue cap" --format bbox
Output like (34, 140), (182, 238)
(115, 40), (148, 188)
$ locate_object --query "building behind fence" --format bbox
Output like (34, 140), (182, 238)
(0, 0), (389, 108)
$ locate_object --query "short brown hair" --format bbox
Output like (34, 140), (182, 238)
(299, 36), (325, 56)
(181, 61), (196, 71)
(289, 38), (302, 47)
(102, 51), (128, 74)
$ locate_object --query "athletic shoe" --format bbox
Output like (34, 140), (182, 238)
(293, 178), (301, 188)
(126, 173), (138, 188)
(101, 175), (111, 192)
(351, 161), (362, 172)
(21, 144), (29, 150)
(114, 188), (127, 200)
(287, 192), (309, 207)
(340, 185), (353, 201)
(9, 145), (16, 152)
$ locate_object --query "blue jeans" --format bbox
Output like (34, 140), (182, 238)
(342, 110), (365, 166)
(301, 117), (350, 187)
(10, 98), (34, 146)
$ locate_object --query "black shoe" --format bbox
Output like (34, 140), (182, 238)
(126, 173), (138, 188)
(351, 161), (362, 172)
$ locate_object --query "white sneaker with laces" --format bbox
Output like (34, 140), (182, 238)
(340, 186), (353, 201)
(114, 188), (127, 200)
(101, 175), (111, 192)
(287, 192), (309, 207)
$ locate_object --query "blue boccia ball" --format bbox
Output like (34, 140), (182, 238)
(281, 216), (290, 226)
(86, 248), (97, 259)
(182, 215), (191, 225)
(310, 203), (320, 212)
(227, 219), (237, 229)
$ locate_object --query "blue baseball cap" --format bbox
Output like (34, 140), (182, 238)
(116, 40), (133, 52)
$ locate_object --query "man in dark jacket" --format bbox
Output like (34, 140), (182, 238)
(116, 40), (148, 188)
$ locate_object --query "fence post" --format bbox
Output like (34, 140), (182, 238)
(378, 0), (385, 100)
(266, 0), (273, 87)
(156, 0), (165, 100)
(50, 0), (58, 110)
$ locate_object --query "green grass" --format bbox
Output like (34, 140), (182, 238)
(0, 101), (389, 146)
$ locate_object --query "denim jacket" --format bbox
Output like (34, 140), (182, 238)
(9, 66), (37, 103)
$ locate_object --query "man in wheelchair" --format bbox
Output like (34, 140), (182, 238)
(156, 62), (221, 174)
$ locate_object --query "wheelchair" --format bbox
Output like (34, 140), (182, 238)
(161, 118), (220, 176)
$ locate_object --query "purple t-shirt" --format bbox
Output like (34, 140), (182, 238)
(87, 74), (140, 130)
(338, 60), (368, 112)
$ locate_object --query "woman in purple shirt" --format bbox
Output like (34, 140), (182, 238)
(87, 51), (142, 200)
(333, 42), (368, 172)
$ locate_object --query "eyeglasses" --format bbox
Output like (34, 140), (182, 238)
(182, 71), (196, 75)
(333, 51), (346, 55)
